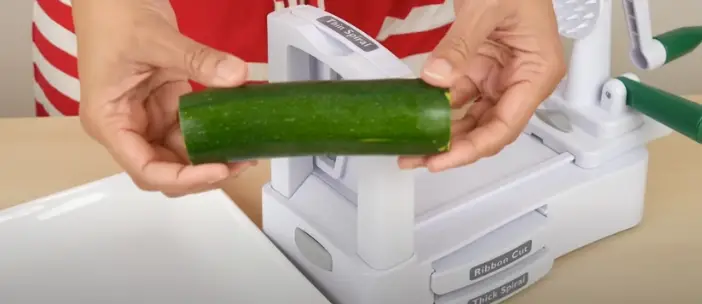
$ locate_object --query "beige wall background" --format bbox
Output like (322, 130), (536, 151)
(0, 0), (34, 117)
(0, 1), (700, 117)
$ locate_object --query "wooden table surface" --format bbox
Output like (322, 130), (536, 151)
(1, 97), (701, 303)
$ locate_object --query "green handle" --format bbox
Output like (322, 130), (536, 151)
(617, 77), (702, 144)
(654, 26), (702, 64)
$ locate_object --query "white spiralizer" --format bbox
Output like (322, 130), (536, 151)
(262, 2), (699, 304)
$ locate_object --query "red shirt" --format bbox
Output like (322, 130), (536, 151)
(32, 0), (454, 116)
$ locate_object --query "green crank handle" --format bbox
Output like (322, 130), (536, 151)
(617, 76), (702, 144)
(655, 26), (702, 65)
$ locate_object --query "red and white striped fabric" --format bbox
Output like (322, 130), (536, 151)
(32, 0), (456, 117)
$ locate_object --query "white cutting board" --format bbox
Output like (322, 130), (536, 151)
(0, 173), (331, 304)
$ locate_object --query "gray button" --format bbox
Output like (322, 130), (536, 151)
(535, 109), (573, 133)
(295, 227), (333, 271)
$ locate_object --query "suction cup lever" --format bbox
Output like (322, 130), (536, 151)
(617, 76), (702, 144)
(655, 26), (702, 65)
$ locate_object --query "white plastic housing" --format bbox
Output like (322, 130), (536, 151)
(264, 140), (651, 304)
(531, 0), (672, 165)
(599, 73), (640, 115)
(263, 5), (658, 304)
(551, 0), (633, 141)
(559, 0), (612, 108)
(525, 74), (671, 169)
(356, 156), (415, 270)
(266, 5), (416, 271)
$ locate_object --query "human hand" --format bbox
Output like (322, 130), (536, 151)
(73, 0), (254, 197)
(399, 0), (566, 172)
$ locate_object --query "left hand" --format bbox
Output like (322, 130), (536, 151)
(74, 0), (254, 197)
(398, 0), (566, 172)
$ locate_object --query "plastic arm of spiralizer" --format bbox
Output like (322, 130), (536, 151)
(617, 0), (702, 144)
(616, 24), (702, 144)
(622, 0), (702, 69)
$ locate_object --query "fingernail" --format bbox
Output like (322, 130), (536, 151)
(208, 177), (225, 185)
(399, 158), (424, 170)
(423, 58), (453, 81)
(208, 171), (229, 184)
(216, 57), (245, 83)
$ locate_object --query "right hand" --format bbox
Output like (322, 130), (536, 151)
(73, 0), (255, 197)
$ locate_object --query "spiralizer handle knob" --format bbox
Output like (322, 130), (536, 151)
(617, 76), (702, 144)
(655, 26), (702, 65)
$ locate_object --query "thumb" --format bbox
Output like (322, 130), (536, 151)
(422, 0), (505, 87)
(150, 28), (248, 87)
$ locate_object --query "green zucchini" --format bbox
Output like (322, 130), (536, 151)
(178, 78), (452, 164)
